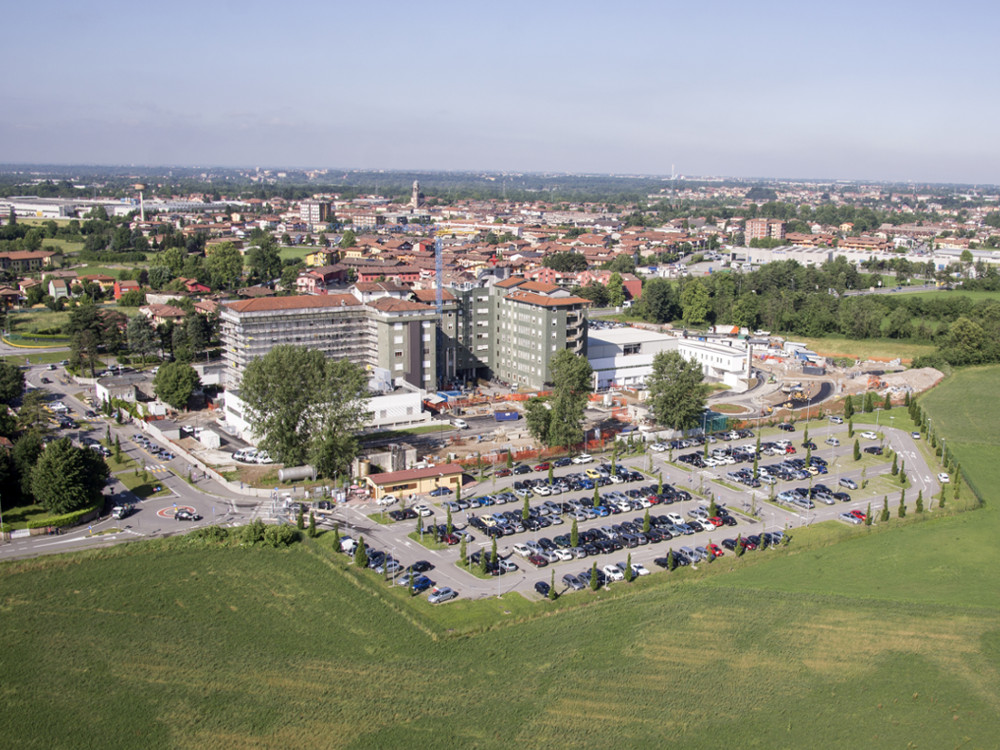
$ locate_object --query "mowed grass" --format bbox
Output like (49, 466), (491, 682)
(1, 537), (998, 749)
(898, 288), (1000, 303)
(1, 370), (999, 748)
(793, 335), (937, 363)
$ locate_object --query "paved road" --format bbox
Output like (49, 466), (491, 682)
(0, 362), (266, 561)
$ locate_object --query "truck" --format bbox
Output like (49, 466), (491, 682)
(111, 504), (134, 520)
(493, 410), (519, 422)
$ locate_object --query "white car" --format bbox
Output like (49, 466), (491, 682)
(602, 564), (624, 582)
(860, 431), (878, 440)
(649, 443), (667, 453)
(572, 453), (594, 464)
(512, 543), (533, 557)
(825, 437), (840, 446)
(631, 563), (651, 577)
(376, 494), (399, 507)
(554, 548), (574, 561)
(666, 512), (685, 525)
(413, 504), (433, 517)
(938, 473), (950, 484)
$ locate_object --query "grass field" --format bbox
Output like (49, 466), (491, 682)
(1, 369), (999, 748)
(7, 308), (73, 334)
(898, 288), (1000, 303)
(794, 335), (937, 363)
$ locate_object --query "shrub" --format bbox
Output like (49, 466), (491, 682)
(241, 519), (267, 545)
(190, 525), (230, 543)
(25, 502), (101, 530)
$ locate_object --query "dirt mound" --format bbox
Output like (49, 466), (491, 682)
(881, 367), (944, 393)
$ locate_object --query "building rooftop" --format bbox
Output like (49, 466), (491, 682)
(225, 294), (361, 313)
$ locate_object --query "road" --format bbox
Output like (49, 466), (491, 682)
(0, 361), (267, 562)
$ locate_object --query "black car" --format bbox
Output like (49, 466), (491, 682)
(409, 560), (433, 573)
(534, 581), (552, 597)
(863, 446), (883, 455)
(778, 423), (796, 432)
(513, 464), (532, 475)
(174, 509), (202, 521)
(553, 457), (573, 467)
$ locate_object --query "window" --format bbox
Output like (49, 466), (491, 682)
(395, 350), (403, 358)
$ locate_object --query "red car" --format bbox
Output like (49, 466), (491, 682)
(848, 510), (867, 522)
(527, 554), (549, 567)
(784, 446), (797, 454)
(533, 462), (551, 472)
(706, 543), (725, 558)
(495, 468), (512, 478)
(707, 516), (724, 527)
(741, 538), (758, 550)
(439, 533), (460, 545)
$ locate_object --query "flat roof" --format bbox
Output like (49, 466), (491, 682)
(366, 463), (464, 486)
(587, 327), (675, 346)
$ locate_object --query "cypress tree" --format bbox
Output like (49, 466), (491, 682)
(490, 536), (498, 564)
(898, 489), (906, 518)
(625, 552), (634, 582)
(843, 396), (854, 419)
(915, 490), (923, 514)
(549, 570), (557, 600)
(571, 518), (579, 548)
(891, 454), (898, 475)
(865, 502), (872, 526)
(667, 548), (676, 570)
(848, 419), (854, 438)
(880, 497), (890, 523)
(308, 511), (316, 537)
(522, 496), (530, 521)
(296, 507), (305, 530)
(332, 523), (341, 550)
(447, 505), (454, 533)
(593, 485), (600, 509)
(899, 460), (907, 485)
(590, 561), (599, 590)
(643, 508), (651, 533)
(354, 536), (368, 567)
(853, 439), (861, 461)
(459, 536), (467, 565)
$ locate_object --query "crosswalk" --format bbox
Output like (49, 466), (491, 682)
(142, 464), (170, 474)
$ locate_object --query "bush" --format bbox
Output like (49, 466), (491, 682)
(240, 519), (267, 545)
(24, 502), (100, 530)
(264, 524), (298, 547)
(189, 525), (231, 543)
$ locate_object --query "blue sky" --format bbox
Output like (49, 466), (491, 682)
(2, 0), (997, 183)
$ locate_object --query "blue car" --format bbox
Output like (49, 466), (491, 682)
(429, 487), (452, 496)
(579, 479), (595, 490)
(412, 575), (433, 593)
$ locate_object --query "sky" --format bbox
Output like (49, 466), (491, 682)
(2, 0), (998, 184)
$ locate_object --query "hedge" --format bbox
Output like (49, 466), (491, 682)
(25, 502), (102, 530)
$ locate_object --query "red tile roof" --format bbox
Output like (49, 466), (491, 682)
(225, 294), (361, 313)
(504, 290), (591, 308)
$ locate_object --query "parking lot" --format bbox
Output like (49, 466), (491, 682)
(326, 416), (938, 605)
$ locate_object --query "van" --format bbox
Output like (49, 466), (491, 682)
(452, 419), (469, 429)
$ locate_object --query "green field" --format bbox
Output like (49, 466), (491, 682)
(794, 335), (938, 363)
(1, 369), (999, 748)
(898, 288), (1000, 303)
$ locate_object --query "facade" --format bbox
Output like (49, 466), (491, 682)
(587, 328), (679, 389)
(299, 200), (330, 225)
(677, 338), (751, 391)
(745, 218), (786, 245)
(364, 463), (463, 501)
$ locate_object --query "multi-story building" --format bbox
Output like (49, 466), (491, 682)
(433, 277), (590, 391)
(299, 200), (330, 225)
(745, 218), (785, 245)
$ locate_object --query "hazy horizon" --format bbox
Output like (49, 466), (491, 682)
(3, 0), (998, 185)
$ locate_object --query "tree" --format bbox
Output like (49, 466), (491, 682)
(638, 277), (680, 323)
(898, 489), (906, 518)
(339, 230), (357, 248)
(31, 437), (109, 514)
(899, 460), (907, 485)
(680, 279), (710, 328)
(891, 453), (898, 475)
(205, 242), (244, 290)
(127, 314), (157, 361)
(915, 490), (924, 514)
(459, 536), (467, 565)
(523, 398), (552, 446)
(0, 361), (25, 404)
(354, 535), (368, 568)
(880, 496), (890, 522)
(607, 272), (626, 307)
(848, 419), (854, 438)
(240, 346), (370, 476)
(843, 396), (854, 420)
(16, 389), (49, 432)
(643, 508), (651, 533)
(667, 548), (677, 570)
(246, 238), (282, 283)
(548, 570), (558, 600)
(296, 506), (305, 530)
(490, 536), (498, 565)
(853, 439), (861, 461)
(12, 430), (44, 502)
(522, 496), (530, 522)
(646, 351), (709, 431)
(865, 502), (872, 526)
(624, 552), (634, 582)
(593, 485), (600, 509)
(570, 517), (579, 548)
(589, 561), (599, 591)
(863, 391), (875, 413)
(332, 523), (341, 550)
(153, 361), (201, 411)
(447, 505), (454, 534)
(546, 350), (593, 449)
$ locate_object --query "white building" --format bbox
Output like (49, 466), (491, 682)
(677, 338), (751, 391)
(587, 328), (678, 389)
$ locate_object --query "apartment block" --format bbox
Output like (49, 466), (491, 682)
(745, 218), (785, 245)
(299, 200), (330, 225)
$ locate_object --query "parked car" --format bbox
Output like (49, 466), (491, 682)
(572, 453), (594, 464)
(427, 587), (458, 604)
(829, 416), (844, 424)
(429, 486), (452, 496)
(860, 431), (878, 440)
(838, 477), (858, 490)
(534, 581), (552, 597)
(938, 473), (950, 483)
(839, 512), (863, 525)
(825, 437), (840, 446)
(863, 446), (883, 455)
